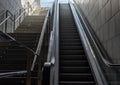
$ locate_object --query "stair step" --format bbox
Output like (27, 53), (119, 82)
(0, 77), (37, 85)
(0, 65), (26, 70)
(0, 60), (27, 64)
(5, 49), (26, 53)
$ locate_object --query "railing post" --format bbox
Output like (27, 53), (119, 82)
(13, 15), (16, 32)
(24, 9), (26, 17)
(38, 54), (42, 85)
(5, 11), (8, 33)
(27, 2), (30, 15)
(19, 9), (22, 25)
(26, 50), (32, 85)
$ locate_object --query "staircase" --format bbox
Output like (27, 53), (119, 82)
(59, 4), (96, 85)
(0, 7), (48, 85)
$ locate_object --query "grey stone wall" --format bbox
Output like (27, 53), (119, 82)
(0, 0), (39, 33)
(0, 0), (22, 32)
(75, 0), (120, 63)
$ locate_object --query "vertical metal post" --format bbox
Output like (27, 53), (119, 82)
(19, 9), (22, 25)
(38, 55), (42, 85)
(5, 11), (8, 33)
(26, 50), (32, 85)
(27, 2), (30, 15)
(24, 9), (26, 17)
(13, 15), (16, 32)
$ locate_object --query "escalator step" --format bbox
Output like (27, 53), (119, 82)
(60, 67), (91, 73)
(60, 50), (84, 55)
(60, 43), (82, 46)
(59, 4), (95, 85)
(60, 36), (80, 39)
(60, 60), (88, 67)
(60, 81), (95, 85)
(60, 73), (94, 81)
(60, 46), (83, 50)
(60, 55), (86, 60)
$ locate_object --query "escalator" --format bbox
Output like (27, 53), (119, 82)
(59, 4), (96, 85)
(42, 1), (120, 85)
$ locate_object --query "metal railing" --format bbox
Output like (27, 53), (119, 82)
(0, 4), (51, 79)
(0, 1), (43, 78)
(0, 31), (38, 55)
(0, 70), (27, 78)
(0, 1), (36, 33)
(31, 9), (50, 71)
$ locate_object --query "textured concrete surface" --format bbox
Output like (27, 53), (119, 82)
(0, 0), (40, 33)
(0, 0), (22, 32)
(75, 0), (120, 63)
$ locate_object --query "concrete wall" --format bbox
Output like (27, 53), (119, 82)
(0, 0), (39, 33)
(0, 0), (22, 32)
(74, 0), (120, 63)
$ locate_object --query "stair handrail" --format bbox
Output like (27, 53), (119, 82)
(0, 10), (6, 17)
(14, 1), (37, 27)
(72, 1), (120, 67)
(0, 31), (38, 56)
(13, 1), (37, 31)
(0, 1), (41, 77)
(0, 9), (22, 27)
(0, 70), (27, 78)
(31, 9), (50, 71)
(0, 1), (36, 32)
(0, 16), (11, 26)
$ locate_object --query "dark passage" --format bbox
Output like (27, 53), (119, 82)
(59, 4), (96, 85)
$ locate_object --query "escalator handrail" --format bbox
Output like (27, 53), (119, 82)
(0, 70), (27, 78)
(69, 2), (107, 85)
(42, 0), (59, 85)
(72, 1), (120, 67)
(42, 62), (51, 85)
(47, 0), (59, 63)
